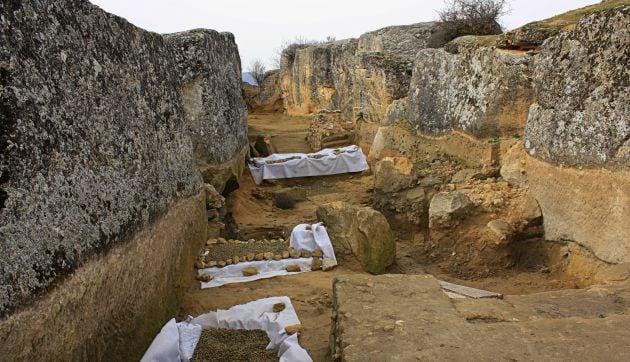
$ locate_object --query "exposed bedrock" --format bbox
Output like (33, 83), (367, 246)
(408, 43), (534, 138)
(0, 0), (246, 358)
(280, 22), (436, 134)
(166, 29), (249, 192)
(523, 5), (630, 264)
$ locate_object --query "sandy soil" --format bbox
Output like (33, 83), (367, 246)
(179, 112), (587, 361)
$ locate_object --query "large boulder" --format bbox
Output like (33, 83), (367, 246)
(429, 191), (473, 228)
(317, 202), (396, 274)
(373, 157), (415, 193)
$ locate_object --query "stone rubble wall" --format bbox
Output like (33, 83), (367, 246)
(0, 0), (246, 353)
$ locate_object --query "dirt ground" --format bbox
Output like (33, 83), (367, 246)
(179, 112), (597, 361)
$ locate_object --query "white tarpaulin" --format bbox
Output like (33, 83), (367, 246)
(141, 296), (312, 362)
(248, 145), (369, 184)
(198, 224), (337, 288)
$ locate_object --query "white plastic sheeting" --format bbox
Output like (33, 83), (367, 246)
(141, 297), (312, 362)
(248, 145), (369, 184)
(198, 224), (337, 288)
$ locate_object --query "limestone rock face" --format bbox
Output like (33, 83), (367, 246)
(524, 6), (630, 168)
(0, 0), (245, 322)
(408, 45), (534, 138)
(522, 6), (630, 264)
(280, 23), (436, 125)
(373, 157), (415, 193)
(429, 191), (473, 228)
(317, 202), (395, 274)
(243, 69), (283, 113)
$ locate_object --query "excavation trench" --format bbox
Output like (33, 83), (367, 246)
(171, 113), (616, 361)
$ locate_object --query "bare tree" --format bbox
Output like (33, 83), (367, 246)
(429, 0), (510, 47)
(248, 59), (266, 87)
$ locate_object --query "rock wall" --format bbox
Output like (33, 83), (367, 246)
(408, 39), (534, 138)
(524, 6), (629, 168)
(524, 5), (630, 264)
(0, 0), (246, 357)
(166, 30), (249, 192)
(280, 22), (435, 126)
(243, 69), (284, 113)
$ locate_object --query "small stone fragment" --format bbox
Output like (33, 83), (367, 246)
(311, 257), (322, 271)
(273, 254), (282, 261)
(206, 261), (217, 268)
(194, 260), (205, 269)
(286, 264), (301, 272)
(322, 257), (337, 271)
(217, 261), (226, 267)
(216, 237), (227, 244)
(246, 253), (255, 261)
(312, 249), (324, 258)
(225, 259), (233, 265)
(242, 267), (258, 276)
(282, 250), (290, 258)
(233, 256), (240, 264)
(195, 274), (213, 282)
(300, 250), (312, 258)
(273, 302), (286, 313)
(263, 252), (274, 260)
(383, 325), (395, 332)
(289, 249), (301, 258)
(285, 324), (301, 334)
(254, 253), (264, 261)
(205, 238), (216, 246)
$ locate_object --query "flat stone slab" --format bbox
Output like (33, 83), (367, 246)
(331, 274), (630, 361)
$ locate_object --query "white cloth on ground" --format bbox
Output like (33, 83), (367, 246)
(142, 297), (312, 362)
(199, 224), (336, 288)
(289, 222), (337, 264)
(198, 258), (313, 289)
(248, 145), (369, 184)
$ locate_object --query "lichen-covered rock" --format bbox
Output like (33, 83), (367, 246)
(165, 30), (248, 191)
(280, 23), (436, 126)
(524, 6), (630, 168)
(373, 157), (415, 193)
(408, 46), (534, 138)
(317, 202), (395, 274)
(522, 6), (630, 265)
(0, 0), (245, 324)
(382, 98), (408, 125)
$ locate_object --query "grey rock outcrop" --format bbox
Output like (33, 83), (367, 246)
(408, 43), (534, 138)
(317, 202), (395, 274)
(0, 0), (246, 330)
(524, 6), (629, 168)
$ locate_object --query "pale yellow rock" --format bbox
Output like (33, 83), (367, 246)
(286, 264), (301, 272)
(242, 267), (258, 276)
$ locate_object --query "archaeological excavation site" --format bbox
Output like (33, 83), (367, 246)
(1, 0), (629, 360)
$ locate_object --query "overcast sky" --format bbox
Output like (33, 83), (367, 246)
(90, 0), (597, 70)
